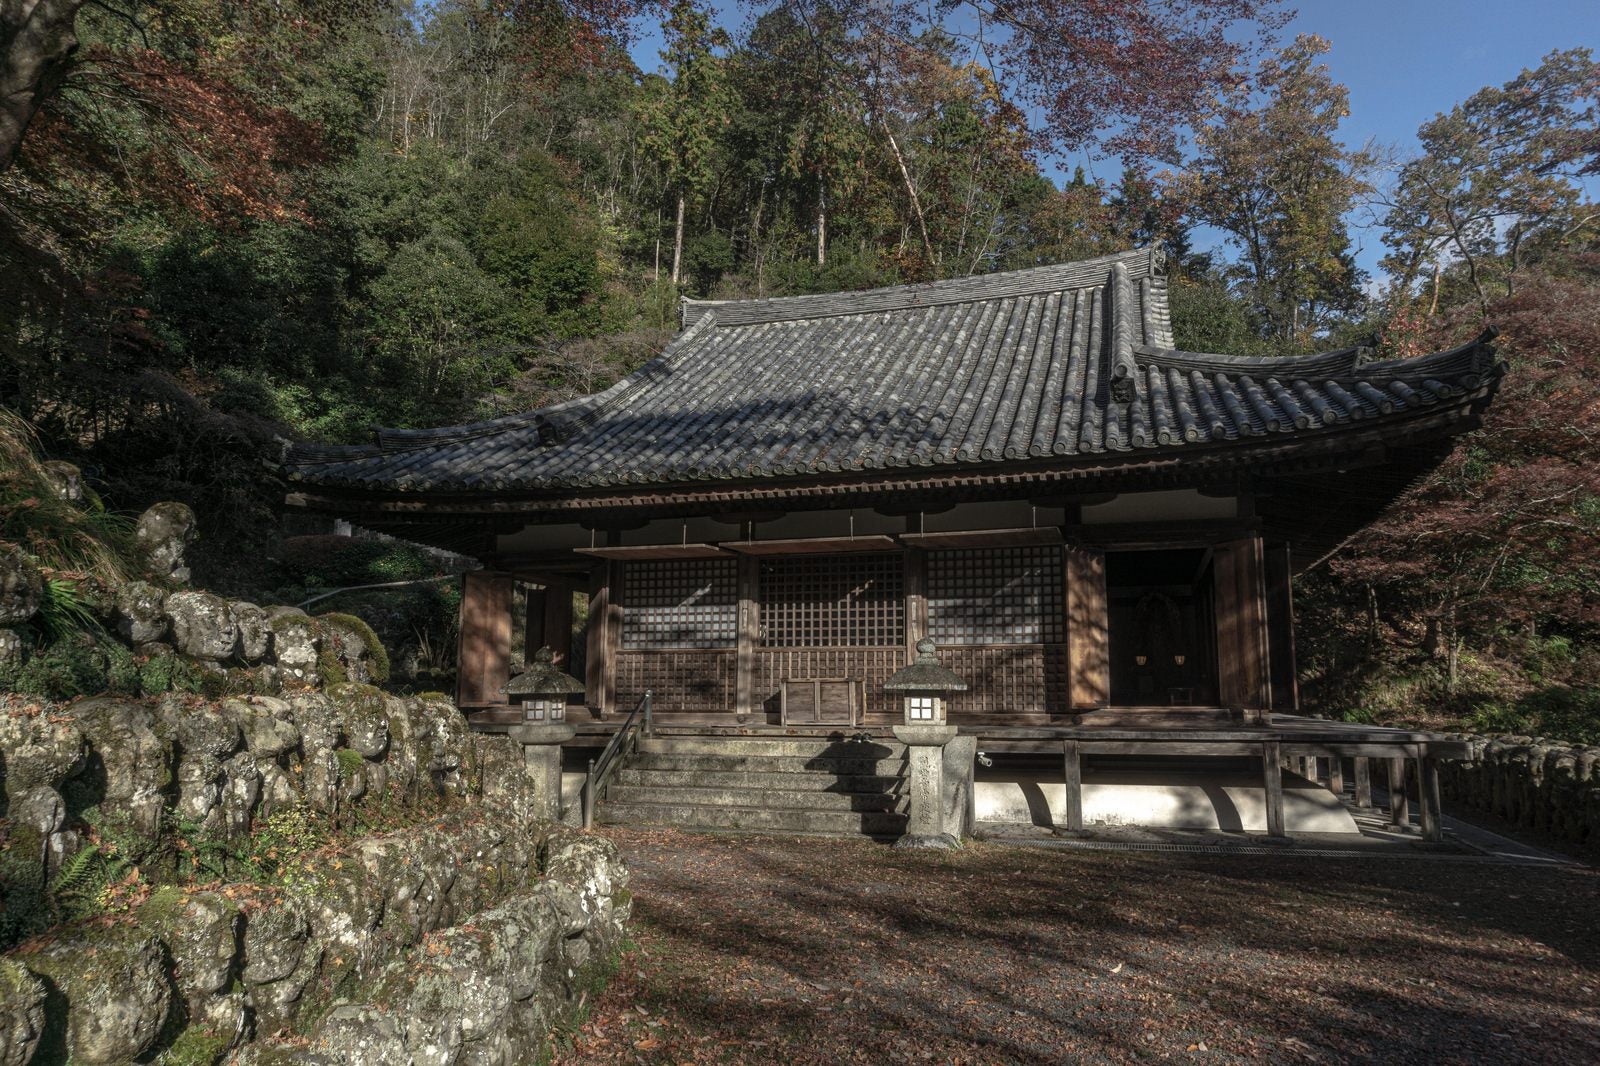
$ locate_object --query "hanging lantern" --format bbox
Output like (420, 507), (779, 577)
(503, 646), (585, 724)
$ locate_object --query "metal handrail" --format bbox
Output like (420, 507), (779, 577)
(581, 690), (652, 829)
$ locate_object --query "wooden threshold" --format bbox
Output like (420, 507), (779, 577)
(721, 535), (899, 555)
(574, 543), (729, 560)
(899, 526), (1064, 549)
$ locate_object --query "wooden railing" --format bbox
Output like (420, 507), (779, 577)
(581, 690), (652, 829)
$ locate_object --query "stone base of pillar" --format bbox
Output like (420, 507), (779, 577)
(892, 724), (959, 849)
(509, 723), (576, 822)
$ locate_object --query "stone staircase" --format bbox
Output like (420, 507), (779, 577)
(597, 733), (910, 839)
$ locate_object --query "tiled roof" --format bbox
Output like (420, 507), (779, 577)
(282, 248), (1500, 495)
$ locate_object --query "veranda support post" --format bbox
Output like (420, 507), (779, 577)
(1263, 740), (1285, 837)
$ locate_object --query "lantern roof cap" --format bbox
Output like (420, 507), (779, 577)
(884, 638), (969, 692)
(505, 646), (585, 696)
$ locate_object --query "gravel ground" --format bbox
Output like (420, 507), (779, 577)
(554, 828), (1600, 1065)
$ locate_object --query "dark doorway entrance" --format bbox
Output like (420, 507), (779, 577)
(1106, 548), (1218, 706)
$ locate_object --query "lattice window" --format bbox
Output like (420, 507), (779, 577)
(928, 546), (1063, 645)
(621, 559), (737, 649)
(759, 553), (903, 647)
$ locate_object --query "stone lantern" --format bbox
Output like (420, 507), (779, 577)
(506, 646), (584, 723)
(885, 637), (967, 725)
(504, 646), (584, 821)
(885, 638), (968, 849)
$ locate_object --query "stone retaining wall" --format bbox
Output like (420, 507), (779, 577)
(0, 687), (631, 1064)
(1440, 733), (1600, 856)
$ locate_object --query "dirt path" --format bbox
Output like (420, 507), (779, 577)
(555, 828), (1600, 1064)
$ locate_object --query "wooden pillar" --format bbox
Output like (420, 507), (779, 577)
(457, 571), (513, 708)
(1264, 541), (1299, 712)
(543, 583), (573, 666)
(1353, 757), (1372, 808)
(523, 586), (548, 662)
(1214, 534), (1270, 717)
(904, 547), (928, 653)
(1062, 740), (1084, 833)
(1263, 740), (1285, 837)
(585, 563), (620, 716)
(1066, 545), (1109, 709)
(1328, 755), (1345, 798)
(1388, 757), (1409, 828)
(1421, 757), (1444, 842)
(735, 554), (759, 719)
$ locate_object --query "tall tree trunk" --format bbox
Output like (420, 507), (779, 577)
(817, 183), (827, 267)
(0, 0), (87, 173)
(671, 192), (685, 287)
(880, 117), (935, 266)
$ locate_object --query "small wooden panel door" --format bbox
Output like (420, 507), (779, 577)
(780, 678), (860, 726)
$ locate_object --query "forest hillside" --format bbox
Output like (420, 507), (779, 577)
(2, 1), (1597, 740)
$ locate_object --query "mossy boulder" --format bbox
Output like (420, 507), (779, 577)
(165, 591), (242, 662)
(139, 887), (244, 1012)
(23, 929), (173, 1064)
(135, 501), (197, 584)
(0, 545), (42, 627)
(0, 712), (86, 809)
(329, 682), (391, 759)
(0, 957), (46, 1066)
(317, 613), (390, 686)
(113, 580), (168, 645)
(233, 601), (273, 663)
(267, 611), (320, 687)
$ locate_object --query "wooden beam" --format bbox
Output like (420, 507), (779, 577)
(1328, 755), (1345, 798)
(605, 561), (623, 715)
(1421, 757), (1444, 842)
(1214, 534), (1270, 713)
(904, 546), (928, 655)
(735, 554), (759, 719)
(543, 582), (573, 667)
(1066, 545), (1110, 709)
(457, 571), (513, 708)
(1353, 757), (1372, 808)
(574, 543), (730, 560)
(1062, 740), (1084, 833)
(523, 585), (548, 663)
(1264, 541), (1299, 711)
(1388, 758), (1409, 828)
(899, 527), (1064, 549)
(1263, 739), (1285, 837)
(585, 565), (611, 715)
(721, 535), (899, 555)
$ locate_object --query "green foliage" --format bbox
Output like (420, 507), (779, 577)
(4, 631), (138, 701)
(280, 536), (445, 587)
(336, 748), (366, 783)
(33, 578), (98, 644)
(0, 411), (139, 583)
(157, 1026), (231, 1066)
(1468, 687), (1600, 746)
(137, 652), (209, 696)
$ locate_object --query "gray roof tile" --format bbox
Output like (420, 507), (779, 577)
(283, 248), (1502, 495)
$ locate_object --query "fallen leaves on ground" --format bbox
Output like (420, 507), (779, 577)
(555, 829), (1600, 1064)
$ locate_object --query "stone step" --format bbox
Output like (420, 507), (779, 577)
(627, 751), (909, 777)
(636, 736), (905, 759)
(599, 800), (909, 839)
(614, 767), (905, 793)
(605, 783), (909, 813)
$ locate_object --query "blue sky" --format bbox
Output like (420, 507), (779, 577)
(626, 1), (1598, 282)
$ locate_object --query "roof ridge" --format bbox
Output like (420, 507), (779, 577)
(682, 247), (1163, 328)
